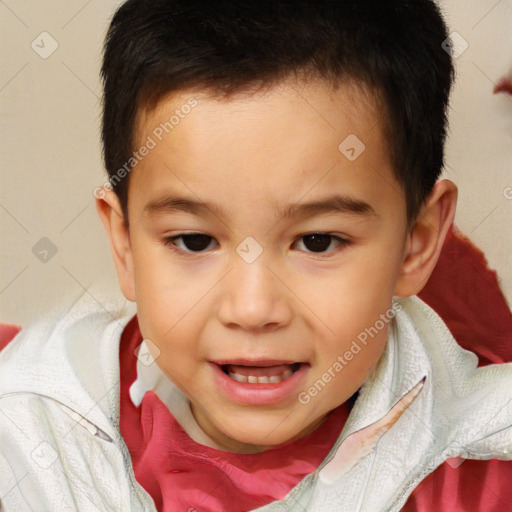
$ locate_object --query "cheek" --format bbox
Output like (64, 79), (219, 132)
(312, 241), (400, 379)
(130, 244), (211, 362)
(129, 240), (186, 339)
(320, 255), (400, 333)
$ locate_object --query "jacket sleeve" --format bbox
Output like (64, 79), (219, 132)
(0, 393), (155, 512)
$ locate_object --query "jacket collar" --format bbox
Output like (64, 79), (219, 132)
(278, 295), (512, 511)
(0, 290), (136, 442)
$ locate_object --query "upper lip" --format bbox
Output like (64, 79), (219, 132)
(211, 359), (302, 367)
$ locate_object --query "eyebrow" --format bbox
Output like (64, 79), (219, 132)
(143, 193), (378, 220)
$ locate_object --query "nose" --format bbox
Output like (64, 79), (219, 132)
(216, 255), (293, 332)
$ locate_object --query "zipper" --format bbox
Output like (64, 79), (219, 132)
(1, 391), (158, 510)
(0, 391), (114, 442)
(54, 401), (114, 442)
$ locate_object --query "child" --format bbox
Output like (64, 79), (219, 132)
(1, 0), (512, 510)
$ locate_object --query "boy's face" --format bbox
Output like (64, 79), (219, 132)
(110, 78), (414, 452)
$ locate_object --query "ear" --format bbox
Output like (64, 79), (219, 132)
(95, 187), (136, 301)
(394, 179), (458, 297)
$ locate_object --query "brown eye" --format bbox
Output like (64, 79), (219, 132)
(294, 233), (349, 254)
(164, 233), (216, 253)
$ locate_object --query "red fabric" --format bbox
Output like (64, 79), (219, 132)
(1, 224), (511, 511)
(0, 323), (21, 351)
(403, 224), (512, 512)
(119, 315), (351, 512)
(417, 224), (512, 366)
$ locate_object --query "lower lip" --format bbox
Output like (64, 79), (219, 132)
(209, 362), (309, 405)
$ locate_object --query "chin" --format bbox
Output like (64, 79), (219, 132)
(220, 419), (303, 451)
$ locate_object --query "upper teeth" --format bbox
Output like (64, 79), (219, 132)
(228, 369), (293, 384)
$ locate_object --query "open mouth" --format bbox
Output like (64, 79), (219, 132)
(211, 360), (309, 405)
(220, 362), (302, 384)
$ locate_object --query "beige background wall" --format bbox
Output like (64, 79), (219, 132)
(1, 0), (511, 326)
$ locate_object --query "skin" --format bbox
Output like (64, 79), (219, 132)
(96, 77), (457, 454)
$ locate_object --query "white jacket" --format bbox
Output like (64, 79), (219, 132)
(1, 292), (512, 512)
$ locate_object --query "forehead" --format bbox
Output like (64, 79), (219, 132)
(129, 77), (402, 223)
(136, 77), (384, 145)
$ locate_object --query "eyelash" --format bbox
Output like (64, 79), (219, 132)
(162, 232), (351, 257)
